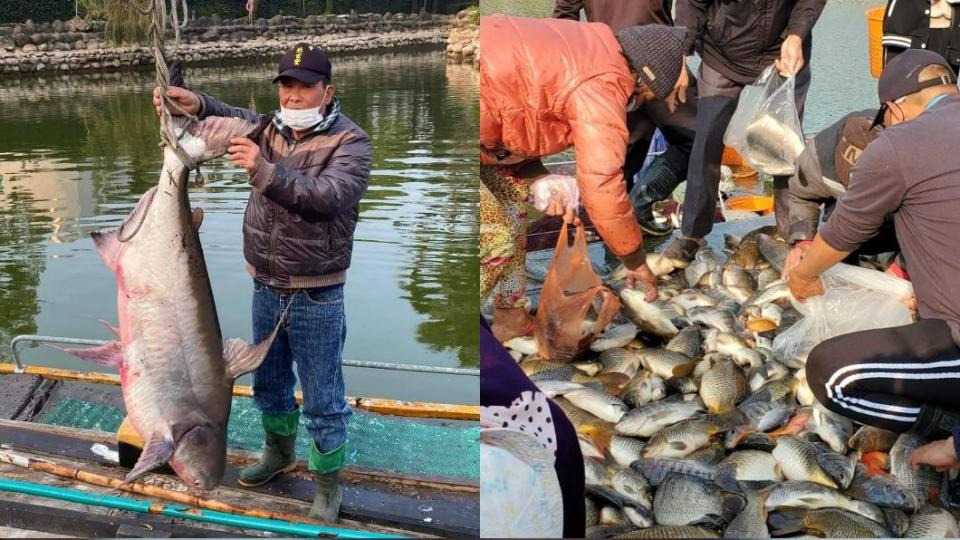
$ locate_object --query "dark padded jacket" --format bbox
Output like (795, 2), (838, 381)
(883, 0), (960, 67)
(676, 0), (825, 85)
(552, 0), (673, 31)
(786, 110), (882, 243)
(198, 94), (372, 289)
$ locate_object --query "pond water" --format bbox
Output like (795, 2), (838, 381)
(0, 49), (479, 405)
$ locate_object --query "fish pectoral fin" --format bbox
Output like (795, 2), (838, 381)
(191, 208), (204, 230)
(91, 228), (121, 270)
(123, 434), (174, 484)
(118, 186), (158, 242)
(49, 341), (123, 368)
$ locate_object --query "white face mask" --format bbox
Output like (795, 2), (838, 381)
(279, 106), (323, 131)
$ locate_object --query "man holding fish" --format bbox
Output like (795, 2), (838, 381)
(660, 0), (826, 267)
(788, 50), (960, 472)
(153, 43), (371, 521)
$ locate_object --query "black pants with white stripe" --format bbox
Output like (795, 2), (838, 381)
(807, 319), (960, 432)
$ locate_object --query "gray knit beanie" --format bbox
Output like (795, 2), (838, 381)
(615, 25), (687, 101)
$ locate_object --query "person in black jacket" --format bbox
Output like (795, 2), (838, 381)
(554, 0), (699, 236)
(883, 0), (960, 74)
(660, 0), (826, 267)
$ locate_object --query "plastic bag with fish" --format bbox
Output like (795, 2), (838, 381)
(535, 221), (620, 362)
(724, 65), (805, 176)
(773, 262), (914, 365)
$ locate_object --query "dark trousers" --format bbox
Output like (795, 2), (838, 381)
(681, 62), (811, 239)
(807, 319), (960, 432)
(624, 67), (699, 192)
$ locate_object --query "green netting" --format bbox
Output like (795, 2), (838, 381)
(42, 397), (479, 480)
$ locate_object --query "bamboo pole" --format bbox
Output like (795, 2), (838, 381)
(0, 448), (399, 538)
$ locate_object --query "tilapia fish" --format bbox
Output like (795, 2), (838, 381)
(653, 474), (724, 527)
(63, 116), (279, 489)
(844, 464), (919, 512)
(905, 505), (960, 537)
(631, 457), (717, 486)
(890, 433), (941, 504)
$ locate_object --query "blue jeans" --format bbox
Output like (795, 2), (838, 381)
(251, 280), (351, 453)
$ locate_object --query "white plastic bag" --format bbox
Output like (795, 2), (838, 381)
(530, 174), (579, 213)
(480, 429), (563, 538)
(773, 263), (915, 366)
(725, 65), (806, 176)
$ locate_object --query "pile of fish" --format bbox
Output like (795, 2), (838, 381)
(507, 226), (960, 538)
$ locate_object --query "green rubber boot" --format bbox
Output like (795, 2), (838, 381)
(237, 409), (300, 488)
(308, 442), (346, 523)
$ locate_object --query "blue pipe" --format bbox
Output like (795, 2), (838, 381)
(0, 478), (402, 538)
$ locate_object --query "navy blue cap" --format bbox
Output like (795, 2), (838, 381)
(872, 49), (955, 127)
(273, 43), (332, 85)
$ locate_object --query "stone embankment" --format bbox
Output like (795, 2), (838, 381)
(0, 12), (453, 75)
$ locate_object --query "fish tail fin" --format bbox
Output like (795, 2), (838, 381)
(590, 425), (614, 455)
(188, 116), (260, 163)
(767, 508), (805, 536)
(223, 300), (293, 380)
(715, 462), (740, 493)
(720, 490), (747, 523)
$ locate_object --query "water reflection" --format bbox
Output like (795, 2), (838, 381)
(0, 50), (478, 403)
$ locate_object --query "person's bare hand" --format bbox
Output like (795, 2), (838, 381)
(908, 437), (960, 472)
(668, 58), (689, 113)
(543, 197), (564, 217)
(562, 207), (582, 227)
(152, 86), (201, 117)
(625, 263), (658, 302)
(775, 35), (804, 77)
(903, 296), (918, 312)
(228, 137), (261, 175)
(782, 241), (811, 279)
(787, 266), (825, 302)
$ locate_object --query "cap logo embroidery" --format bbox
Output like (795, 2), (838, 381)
(294, 46), (304, 66)
(642, 66), (656, 80)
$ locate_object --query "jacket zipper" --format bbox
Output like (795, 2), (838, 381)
(267, 138), (299, 280)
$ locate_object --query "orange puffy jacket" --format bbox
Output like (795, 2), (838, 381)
(480, 14), (643, 260)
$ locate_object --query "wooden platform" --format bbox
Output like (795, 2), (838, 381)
(0, 373), (479, 537)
